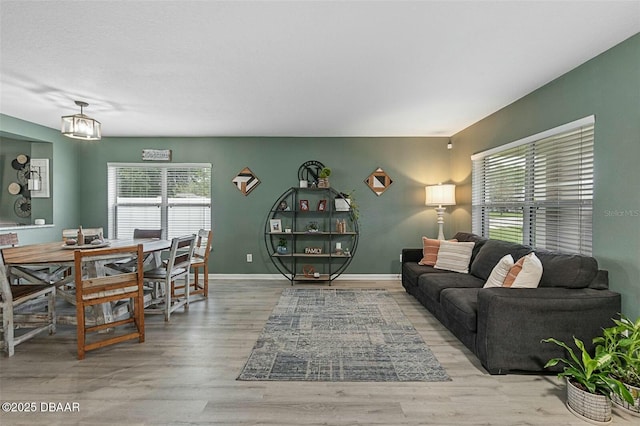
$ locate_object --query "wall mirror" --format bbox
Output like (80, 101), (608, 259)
(0, 136), (53, 229)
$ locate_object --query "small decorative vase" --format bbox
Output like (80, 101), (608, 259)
(276, 246), (287, 255)
(611, 382), (640, 417)
(566, 378), (612, 425)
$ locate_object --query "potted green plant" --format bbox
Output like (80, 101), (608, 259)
(318, 167), (331, 188)
(305, 221), (319, 233)
(276, 238), (288, 255)
(543, 336), (634, 424)
(594, 315), (640, 415)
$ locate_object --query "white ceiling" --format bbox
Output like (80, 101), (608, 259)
(1, 1), (638, 138)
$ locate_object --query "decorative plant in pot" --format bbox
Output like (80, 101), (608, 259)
(593, 315), (640, 416)
(543, 336), (634, 424)
(318, 167), (331, 188)
(276, 238), (288, 255)
(305, 221), (319, 233)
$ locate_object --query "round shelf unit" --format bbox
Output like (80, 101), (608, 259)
(264, 186), (359, 284)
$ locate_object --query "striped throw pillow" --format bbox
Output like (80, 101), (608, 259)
(418, 237), (458, 266)
(434, 240), (475, 274)
(503, 253), (543, 288)
(483, 254), (515, 288)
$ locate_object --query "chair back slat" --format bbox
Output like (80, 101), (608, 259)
(0, 233), (19, 248)
(0, 257), (13, 303)
(165, 234), (196, 275)
(193, 229), (212, 262)
(133, 229), (163, 239)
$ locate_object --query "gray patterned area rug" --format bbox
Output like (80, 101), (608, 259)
(237, 288), (450, 382)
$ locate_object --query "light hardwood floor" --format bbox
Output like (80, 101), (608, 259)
(0, 279), (637, 425)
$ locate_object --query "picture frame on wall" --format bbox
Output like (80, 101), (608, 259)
(317, 199), (327, 211)
(269, 219), (282, 233)
(299, 200), (310, 211)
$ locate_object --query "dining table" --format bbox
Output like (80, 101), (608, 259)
(2, 238), (171, 326)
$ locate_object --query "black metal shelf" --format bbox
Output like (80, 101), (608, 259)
(264, 186), (359, 285)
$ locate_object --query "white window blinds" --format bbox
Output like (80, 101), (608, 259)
(471, 116), (594, 255)
(107, 163), (211, 240)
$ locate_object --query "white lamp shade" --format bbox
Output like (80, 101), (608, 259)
(425, 184), (456, 206)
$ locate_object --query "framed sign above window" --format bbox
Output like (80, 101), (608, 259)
(142, 149), (172, 161)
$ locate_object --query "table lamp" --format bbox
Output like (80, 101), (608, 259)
(425, 183), (456, 240)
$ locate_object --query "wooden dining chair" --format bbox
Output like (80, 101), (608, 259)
(1, 256), (56, 357)
(143, 234), (196, 321)
(74, 245), (145, 360)
(172, 229), (212, 301)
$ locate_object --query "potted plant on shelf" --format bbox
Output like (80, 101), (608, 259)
(594, 315), (640, 416)
(543, 336), (634, 424)
(276, 238), (288, 255)
(305, 221), (319, 233)
(318, 167), (331, 188)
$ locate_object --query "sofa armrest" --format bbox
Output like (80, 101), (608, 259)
(402, 248), (422, 264)
(476, 287), (621, 374)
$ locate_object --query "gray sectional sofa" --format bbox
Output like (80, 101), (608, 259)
(401, 232), (621, 374)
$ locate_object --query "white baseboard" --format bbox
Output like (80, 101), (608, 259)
(208, 273), (400, 281)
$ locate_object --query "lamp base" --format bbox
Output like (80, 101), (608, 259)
(435, 207), (446, 240)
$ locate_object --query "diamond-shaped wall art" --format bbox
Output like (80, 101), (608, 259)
(364, 167), (393, 196)
(232, 167), (260, 196)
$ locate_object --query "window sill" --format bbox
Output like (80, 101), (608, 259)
(0, 224), (55, 231)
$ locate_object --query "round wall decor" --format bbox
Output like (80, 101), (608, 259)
(16, 154), (30, 165)
(14, 196), (31, 217)
(8, 182), (21, 195)
(17, 164), (30, 185)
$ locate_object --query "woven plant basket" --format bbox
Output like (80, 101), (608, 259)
(566, 378), (612, 425)
(611, 382), (640, 416)
(318, 178), (330, 188)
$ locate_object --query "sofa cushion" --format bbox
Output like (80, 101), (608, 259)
(434, 241), (475, 273)
(440, 288), (481, 332)
(402, 262), (454, 287)
(535, 250), (599, 289)
(418, 273), (485, 303)
(470, 240), (533, 281)
(504, 252), (543, 288)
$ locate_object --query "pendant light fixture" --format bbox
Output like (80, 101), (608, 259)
(61, 100), (101, 140)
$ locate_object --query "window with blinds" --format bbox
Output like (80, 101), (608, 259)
(471, 116), (594, 255)
(107, 163), (211, 240)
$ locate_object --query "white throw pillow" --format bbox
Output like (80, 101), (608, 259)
(505, 252), (543, 289)
(483, 254), (515, 288)
(434, 241), (475, 274)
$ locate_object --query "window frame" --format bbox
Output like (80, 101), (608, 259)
(107, 162), (212, 240)
(471, 116), (595, 255)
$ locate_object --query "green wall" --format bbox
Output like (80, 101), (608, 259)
(450, 34), (640, 318)
(76, 136), (453, 275)
(2, 34), (637, 318)
(0, 115), (80, 244)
